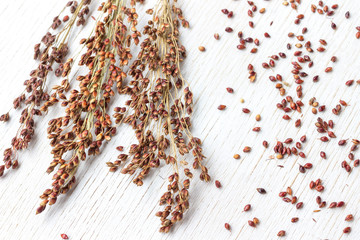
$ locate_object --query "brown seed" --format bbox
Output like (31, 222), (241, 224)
(256, 188), (266, 194)
(61, 234), (69, 240)
(233, 154), (240, 160)
(304, 163), (313, 169)
(343, 227), (351, 234)
(346, 80), (354, 86)
(63, 15), (70, 22)
(255, 114), (261, 121)
(286, 187), (292, 195)
(291, 217), (299, 223)
(263, 141), (269, 148)
(214, 33), (220, 40)
(316, 196), (322, 205)
(225, 223), (231, 231)
(198, 46), (205, 52)
(277, 230), (286, 237)
(315, 185), (324, 192)
(338, 139), (347, 146)
(283, 115), (291, 120)
(253, 217), (260, 225)
(225, 27), (233, 33)
(319, 201), (327, 208)
(296, 202), (303, 209)
(337, 201), (345, 207)
(339, 100), (347, 106)
(331, 22), (337, 30)
(345, 214), (354, 222)
(325, 67), (333, 73)
(221, 9), (229, 14)
(226, 87), (234, 93)
(345, 11), (350, 19)
(253, 127), (261, 132)
(320, 151), (326, 159)
(215, 180), (222, 188)
(242, 108), (250, 113)
(279, 192), (287, 197)
(243, 146), (251, 153)
(218, 105), (226, 110)
(320, 136), (329, 142)
(244, 204), (251, 212)
(329, 202), (337, 208)
(248, 220), (256, 227)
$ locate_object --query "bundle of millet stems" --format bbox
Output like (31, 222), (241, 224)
(0, 0), (92, 177)
(36, 0), (141, 214)
(109, 0), (210, 232)
(1, 0), (207, 233)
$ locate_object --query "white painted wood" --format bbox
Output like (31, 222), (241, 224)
(1, 0), (360, 239)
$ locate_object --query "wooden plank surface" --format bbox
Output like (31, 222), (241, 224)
(1, 0), (360, 239)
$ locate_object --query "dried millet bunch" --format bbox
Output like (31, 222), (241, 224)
(0, 0), (92, 177)
(109, 0), (209, 233)
(36, 0), (141, 214)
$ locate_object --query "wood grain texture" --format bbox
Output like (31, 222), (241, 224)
(1, 0), (360, 239)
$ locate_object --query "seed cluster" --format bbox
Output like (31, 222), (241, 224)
(0, 0), (92, 177)
(36, 0), (139, 214)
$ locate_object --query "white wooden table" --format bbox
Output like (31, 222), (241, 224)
(1, 0), (360, 239)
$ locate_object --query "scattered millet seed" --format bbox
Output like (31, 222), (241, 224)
(215, 180), (221, 188)
(61, 234), (69, 240)
(218, 105), (226, 110)
(343, 227), (351, 234)
(198, 46), (205, 52)
(243, 146), (252, 152)
(226, 87), (234, 93)
(277, 230), (286, 237)
(225, 223), (231, 231)
(244, 204), (251, 212)
(256, 188), (266, 194)
(345, 214), (354, 222)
